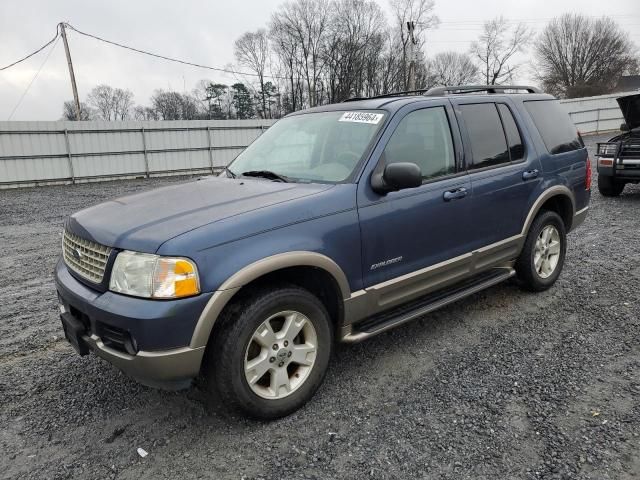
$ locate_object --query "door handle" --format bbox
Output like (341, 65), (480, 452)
(522, 169), (539, 180)
(443, 187), (468, 201)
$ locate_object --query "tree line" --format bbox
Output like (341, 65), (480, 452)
(62, 82), (257, 121)
(62, 0), (638, 121)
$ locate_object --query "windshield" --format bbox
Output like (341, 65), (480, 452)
(227, 110), (385, 183)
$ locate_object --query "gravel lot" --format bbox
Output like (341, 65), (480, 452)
(1, 133), (639, 480)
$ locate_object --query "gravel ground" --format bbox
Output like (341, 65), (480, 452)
(1, 133), (639, 480)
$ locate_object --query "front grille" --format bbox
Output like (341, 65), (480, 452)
(621, 143), (640, 158)
(62, 230), (112, 283)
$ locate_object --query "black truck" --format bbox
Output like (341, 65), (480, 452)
(596, 93), (640, 196)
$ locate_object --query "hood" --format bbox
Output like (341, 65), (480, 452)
(68, 177), (334, 252)
(617, 94), (640, 131)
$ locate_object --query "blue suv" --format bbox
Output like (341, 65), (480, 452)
(55, 85), (590, 419)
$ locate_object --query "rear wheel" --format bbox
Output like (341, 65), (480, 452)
(515, 210), (566, 292)
(202, 285), (332, 420)
(598, 175), (625, 197)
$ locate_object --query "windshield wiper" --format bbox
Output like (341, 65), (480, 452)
(222, 166), (236, 178)
(241, 170), (290, 183)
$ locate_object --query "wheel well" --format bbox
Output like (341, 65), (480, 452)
(212, 266), (344, 338)
(539, 195), (573, 230)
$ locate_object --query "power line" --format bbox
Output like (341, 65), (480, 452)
(7, 36), (60, 120)
(434, 23), (640, 31)
(0, 25), (60, 71)
(436, 13), (640, 25)
(63, 22), (287, 80)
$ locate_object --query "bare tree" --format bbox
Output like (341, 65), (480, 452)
(62, 100), (93, 121)
(270, 0), (331, 107)
(150, 90), (199, 120)
(389, 0), (439, 89)
(364, 31), (405, 95)
(234, 30), (271, 118)
(132, 106), (159, 121)
(86, 85), (114, 120)
(322, 0), (388, 102)
(86, 84), (134, 120)
(427, 51), (478, 86)
(470, 17), (532, 85)
(269, 14), (305, 113)
(535, 14), (639, 98)
(112, 88), (134, 120)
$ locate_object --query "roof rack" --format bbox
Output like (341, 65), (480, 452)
(424, 85), (541, 96)
(342, 89), (433, 102)
(342, 85), (541, 102)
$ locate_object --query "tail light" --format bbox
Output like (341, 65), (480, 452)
(585, 155), (592, 190)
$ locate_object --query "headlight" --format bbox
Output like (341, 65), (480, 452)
(109, 251), (200, 299)
(597, 143), (617, 157)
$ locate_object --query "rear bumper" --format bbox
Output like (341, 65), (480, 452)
(55, 259), (210, 389)
(571, 206), (589, 231)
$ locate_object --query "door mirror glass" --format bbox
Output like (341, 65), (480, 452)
(372, 162), (422, 194)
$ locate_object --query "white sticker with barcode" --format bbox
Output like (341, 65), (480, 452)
(339, 112), (384, 124)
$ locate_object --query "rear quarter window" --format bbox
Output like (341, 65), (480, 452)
(524, 100), (584, 155)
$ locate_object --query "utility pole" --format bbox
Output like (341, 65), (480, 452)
(60, 23), (82, 121)
(407, 21), (417, 91)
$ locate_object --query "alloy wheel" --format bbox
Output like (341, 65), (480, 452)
(244, 310), (318, 399)
(534, 225), (561, 279)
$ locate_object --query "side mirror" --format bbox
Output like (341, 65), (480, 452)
(621, 123), (630, 132)
(371, 162), (422, 194)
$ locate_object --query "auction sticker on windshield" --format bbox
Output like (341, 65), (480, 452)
(339, 112), (384, 124)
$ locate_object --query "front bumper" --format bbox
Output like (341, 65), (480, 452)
(55, 259), (211, 389)
(598, 164), (640, 182)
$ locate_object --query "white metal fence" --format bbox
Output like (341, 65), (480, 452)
(560, 91), (636, 134)
(0, 119), (276, 189)
(0, 92), (635, 189)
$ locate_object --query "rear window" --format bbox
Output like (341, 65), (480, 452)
(524, 100), (584, 154)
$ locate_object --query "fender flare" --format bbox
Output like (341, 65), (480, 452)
(190, 251), (351, 348)
(521, 185), (575, 236)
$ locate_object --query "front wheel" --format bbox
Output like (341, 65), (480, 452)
(515, 210), (567, 292)
(202, 285), (332, 420)
(598, 175), (625, 197)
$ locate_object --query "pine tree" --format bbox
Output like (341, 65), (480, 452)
(231, 83), (255, 119)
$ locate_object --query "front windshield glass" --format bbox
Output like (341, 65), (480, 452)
(228, 110), (385, 183)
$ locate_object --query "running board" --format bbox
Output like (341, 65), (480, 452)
(341, 267), (515, 343)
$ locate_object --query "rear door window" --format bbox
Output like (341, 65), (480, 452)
(524, 100), (584, 154)
(497, 104), (524, 162)
(458, 103), (510, 169)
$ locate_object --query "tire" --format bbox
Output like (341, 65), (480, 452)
(515, 210), (567, 292)
(598, 175), (625, 197)
(202, 284), (333, 420)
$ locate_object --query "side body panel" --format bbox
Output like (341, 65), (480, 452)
(513, 97), (590, 218)
(356, 100), (473, 288)
(342, 95), (587, 328)
(450, 96), (544, 247)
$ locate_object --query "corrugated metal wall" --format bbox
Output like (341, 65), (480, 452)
(1, 92), (636, 189)
(0, 119), (275, 188)
(559, 91), (636, 134)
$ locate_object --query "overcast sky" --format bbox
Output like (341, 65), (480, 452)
(1, 0), (638, 121)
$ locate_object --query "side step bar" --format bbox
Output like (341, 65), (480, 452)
(341, 267), (515, 343)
